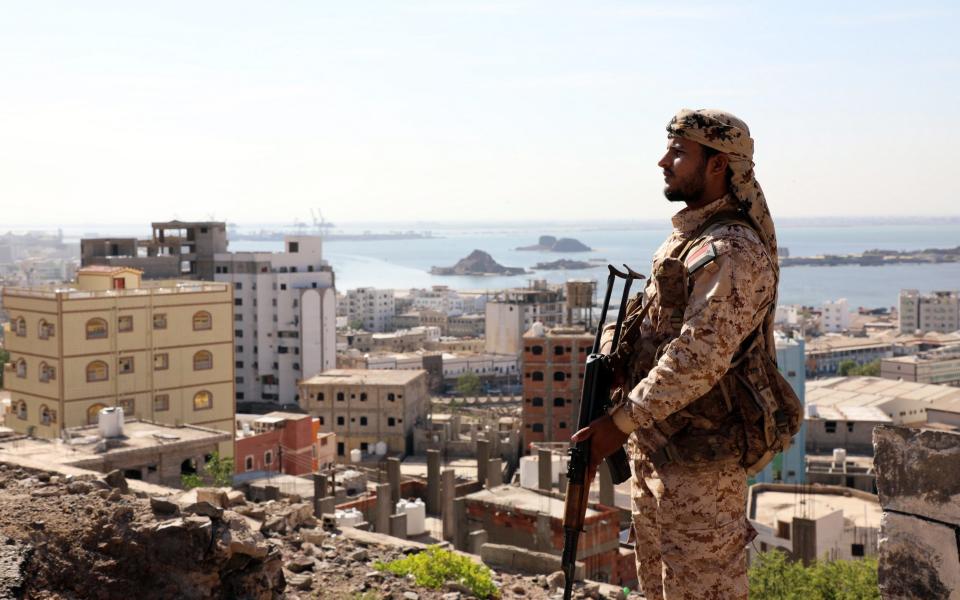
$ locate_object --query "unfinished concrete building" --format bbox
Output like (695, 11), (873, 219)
(81, 220), (228, 281)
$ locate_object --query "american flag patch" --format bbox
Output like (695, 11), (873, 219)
(685, 242), (717, 273)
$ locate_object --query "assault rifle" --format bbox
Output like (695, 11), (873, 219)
(560, 265), (644, 600)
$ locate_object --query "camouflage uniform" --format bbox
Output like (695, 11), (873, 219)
(605, 110), (779, 599)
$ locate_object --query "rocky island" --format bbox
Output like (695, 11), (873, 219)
(780, 246), (960, 267)
(532, 258), (598, 270)
(430, 249), (527, 276)
(516, 235), (592, 252)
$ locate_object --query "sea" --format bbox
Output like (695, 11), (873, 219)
(226, 222), (960, 310)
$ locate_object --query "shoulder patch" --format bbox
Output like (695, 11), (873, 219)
(685, 241), (717, 273)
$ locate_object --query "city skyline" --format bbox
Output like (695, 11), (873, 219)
(2, 1), (958, 225)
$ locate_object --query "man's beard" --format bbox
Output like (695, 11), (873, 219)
(662, 168), (706, 203)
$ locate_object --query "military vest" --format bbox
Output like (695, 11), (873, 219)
(610, 211), (802, 475)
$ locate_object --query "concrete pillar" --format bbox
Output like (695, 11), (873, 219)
(476, 438), (490, 487)
(468, 529), (488, 555)
(389, 512), (407, 539)
(486, 458), (503, 488)
(426, 449), (441, 515)
(537, 448), (552, 492)
(558, 472), (568, 494)
(441, 468), (456, 542)
(375, 483), (391, 534)
(318, 496), (336, 518)
(453, 498), (468, 551)
(451, 414), (462, 441)
(313, 473), (327, 516)
(599, 461), (614, 507)
(387, 457), (401, 505)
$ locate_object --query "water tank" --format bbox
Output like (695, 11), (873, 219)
(396, 498), (426, 535)
(518, 455), (538, 489)
(833, 448), (847, 466)
(349, 448), (362, 463)
(374, 441), (387, 456)
(98, 407), (124, 438)
(335, 508), (364, 528)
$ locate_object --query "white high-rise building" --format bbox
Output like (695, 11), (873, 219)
(214, 236), (336, 406)
(345, 287), (395, 332)
(899, 290), (960, 334)
(821, 298), (851, 333)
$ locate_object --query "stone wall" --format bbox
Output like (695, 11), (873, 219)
(873, 425), (960, 599)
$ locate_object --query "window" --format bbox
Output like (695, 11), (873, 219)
(553, 372), (566, 382)
(40, 362), (56, 383)
(235, 329), (243, 338)
(317, 392), (325, 402)
(16, 400), (27, 420)
(154, 353), (169, 371)
(777, 520), (791, 540)
(38, 319), (55, 339)
(119, 398), (135, 414)
(193, 350), (213, 370)
(193, 311), (212, 331)
(388, 417), (396, 427)
(154, 394), (170, 412)
(554, 346), (564, 356)
(86, 318), (108, 339)
(244, 456), (254, 471)
(532, 397), (543, 407)
(360, 416), (368, 426)
(559, 421), (567, 429)
(153, 313), (167, 329)
(234, 298), (242, 306)
(337, 392), (345, 401)
(86, 361), (109, 382)
(86, 403), (106, 425)
(15, 359), (26, 379)
(193, 390), (212, 410)
(360, 393), (367, 402)
(532, 423), (544, 433)
(288, 241), (299, 253)
(553, 398), (565, 407)
(387, 393), (396, 402)
(118, 315), (133, 332)
(824, 421), (837, 434)
(40, 405), (56, 425)
(280, 284), (286, 290)
(337, 416), (345, 426)
(532, 372), (544, 382)
(236, 345), (243, 353)
(531, 345), (543, 355)
(319, 416), (325, 425)
(851, 544), (865, 557)
(235, 282), (242, 290)
(264, 450), (273, 466)
(119, 357), (135, 374)
(337, 442), (345, 456)
(14, 317), (26, 337)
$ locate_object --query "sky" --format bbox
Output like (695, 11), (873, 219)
(1, 1), (958, 227)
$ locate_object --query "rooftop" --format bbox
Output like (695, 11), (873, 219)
(2, 280), (229, 300)
(752, 486), (882, 530)
(807, 376), (960, 420)
(805, 334), (894, 353)
(465, 484), (601, 520)
(301, 368), (427, 386)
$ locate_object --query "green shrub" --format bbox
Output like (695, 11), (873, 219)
(749, 550), (879, 600)
(375, 546), (499, 599)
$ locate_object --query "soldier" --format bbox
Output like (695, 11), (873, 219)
(572, 109), (786, 599)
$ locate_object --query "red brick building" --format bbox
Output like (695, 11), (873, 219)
(521, 326), (593, 446)
(462, 485), (636, 587)
(235, 411), (335, 475)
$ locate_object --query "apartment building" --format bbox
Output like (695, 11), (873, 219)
(821, 298), (851, 333)
(520, 325), (593, 445)
(345, 287), (395, 332)
(486, 282), (564, 355)
(899, 289), (960, 334)
(804, 335), (894, 377)
(299, 369), (428, 459)
(81, 220), (228, 281)
(234, 411), (336, 476)
(213, 236), (336, 406)
(754, 333), (807, 484)
(2, 266), (235, 455)
(881, 344), (960, 386)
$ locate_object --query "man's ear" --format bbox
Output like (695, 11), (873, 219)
(710, 153), (729, 176)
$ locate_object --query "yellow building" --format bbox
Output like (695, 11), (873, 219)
(2, 266), (235, 456)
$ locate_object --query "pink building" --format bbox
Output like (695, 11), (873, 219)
(235, 411), (336, 475)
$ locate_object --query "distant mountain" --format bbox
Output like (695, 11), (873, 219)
(430, 249), (527, 276)
(516, 235), (592, 252)
(532, 258), (595, 270)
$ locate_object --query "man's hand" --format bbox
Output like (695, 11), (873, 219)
(570, 414), (630, 486)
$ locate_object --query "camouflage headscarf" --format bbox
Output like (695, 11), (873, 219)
(666, 108), (778, 263)
(667, 108), (780, 358)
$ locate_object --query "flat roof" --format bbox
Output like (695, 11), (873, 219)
(77, 265), (143, 275)
(805, 335), (893, 353)
(806, 376), (960, 418)
(465, 484), (600, 520)
(301, 368), (426, 386)
(753, 489), (882, 530)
